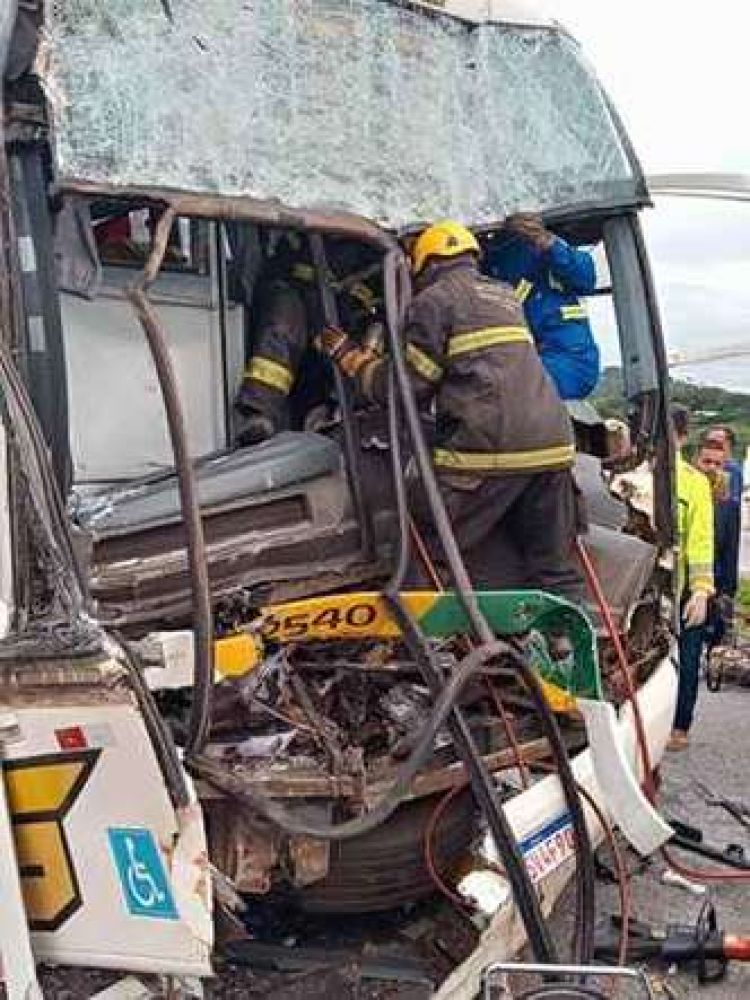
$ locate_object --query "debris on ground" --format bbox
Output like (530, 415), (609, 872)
(545, 687), (750, 1000)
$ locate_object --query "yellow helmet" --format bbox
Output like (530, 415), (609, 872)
(410, 220), (480, 276)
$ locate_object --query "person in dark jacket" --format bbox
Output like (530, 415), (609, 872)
(235, 235), (381, 445)
(319, 220), (585, 601)
(484, 214), (600, 400)
(699, 426), (743, 651)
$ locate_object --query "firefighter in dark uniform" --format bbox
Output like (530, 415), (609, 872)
(235, 235), (381, 445)
(318, 221), (584, 601)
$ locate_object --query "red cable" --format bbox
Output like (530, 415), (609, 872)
(423, 759), (535, 914)
(486, 680), (531, 789)
(576, 538), (750, 884)
(424, 782), (475, 912)
(575, 782), (631, 971)
(575, 539), (653, 783)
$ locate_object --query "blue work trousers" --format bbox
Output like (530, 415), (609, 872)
(674, 624), (704, 732)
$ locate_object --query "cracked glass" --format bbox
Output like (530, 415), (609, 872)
(44, 0), (643, 227)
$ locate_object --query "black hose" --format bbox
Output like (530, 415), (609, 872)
(382, 248), (596, 963)
(384, 253), (557, 963)
(126, 209), (214, 759)
(385, 370), (411, 589)
(192, 640), (505, 841)
(382, 350), (557, 963)
(309, 233), (375, 559)
(509, 633), (597, 962)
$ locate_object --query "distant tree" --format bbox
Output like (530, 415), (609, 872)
(591, 369), (750, 455)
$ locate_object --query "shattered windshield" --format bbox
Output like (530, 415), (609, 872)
(44, 1), (643, 227)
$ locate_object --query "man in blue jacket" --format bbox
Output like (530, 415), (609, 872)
(484, 214), (600, 400)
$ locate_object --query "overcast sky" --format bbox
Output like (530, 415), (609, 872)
(554, 1), (750, 175)
(552, 1), (750, 391)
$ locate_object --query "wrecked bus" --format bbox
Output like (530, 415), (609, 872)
(1, 2), (676, 998)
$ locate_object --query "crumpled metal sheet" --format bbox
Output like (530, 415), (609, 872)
(43, 1), (642, 227)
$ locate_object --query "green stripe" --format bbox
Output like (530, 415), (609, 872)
(417, 591), (601, 700)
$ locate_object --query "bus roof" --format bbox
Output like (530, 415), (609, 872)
(43, 0), (646, 228)
(413, 1), (558, 27)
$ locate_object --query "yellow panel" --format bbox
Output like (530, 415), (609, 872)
(537, 676), (577, 714)
(6, 761), (86, 815)
(259, 592), (439, 644)
(14, 820), (78, 927)
(214, 632), (262, 678)
(212, 593), (443, 679)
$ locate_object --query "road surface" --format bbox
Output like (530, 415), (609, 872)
(547, 681), (750, 1000)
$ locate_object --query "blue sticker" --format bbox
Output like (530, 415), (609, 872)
(108, 827), (178, 920)
(519, 811), (572, 855)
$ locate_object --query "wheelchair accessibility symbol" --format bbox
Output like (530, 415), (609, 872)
(108, 828), (178, 920)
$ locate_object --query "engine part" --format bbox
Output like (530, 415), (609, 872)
(127, 208), (214, 756)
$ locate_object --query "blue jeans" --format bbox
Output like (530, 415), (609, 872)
(674, 625), (704, 732)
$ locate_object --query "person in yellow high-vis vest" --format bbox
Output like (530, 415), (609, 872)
(670, 405), (715, 751)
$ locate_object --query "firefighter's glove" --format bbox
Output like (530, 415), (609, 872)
(683, 591), (709, 629)
(316, 326), (373, 378)
(503, 212), (555, 251)
(236, 414), (276, 447)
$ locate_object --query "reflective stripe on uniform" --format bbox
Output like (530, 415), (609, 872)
(560, 304), (587, 321)
(406, 343), (443, 383)
(348, 281), (377, 311)
(447, 326), (532, 358)
(514, 278), (533, 304)
(433, 442), (575, 472)
(245, 356), (294, 394)
(291, 263), (317, 284)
